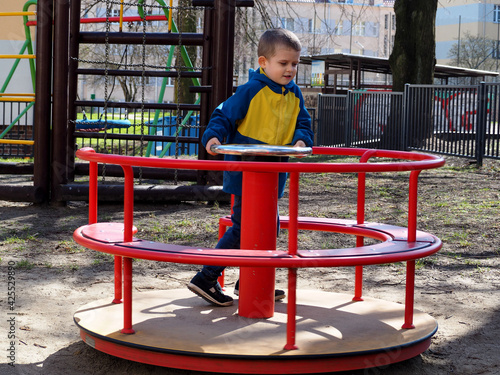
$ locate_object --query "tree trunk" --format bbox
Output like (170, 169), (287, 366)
(383, 0), (438, 149)
(389, 0), (437, 92)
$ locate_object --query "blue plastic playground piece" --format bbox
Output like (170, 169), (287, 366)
(75, 118), (132, 131)
(150, 116), (199, 156)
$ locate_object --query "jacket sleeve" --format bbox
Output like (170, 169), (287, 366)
(292, 90), (314, 147)
(201, 84), (256, 147)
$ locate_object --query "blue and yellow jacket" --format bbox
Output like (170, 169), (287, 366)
(202, 67), (314, 197)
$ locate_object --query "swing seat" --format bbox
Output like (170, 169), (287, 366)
(76, 119), (132, 131)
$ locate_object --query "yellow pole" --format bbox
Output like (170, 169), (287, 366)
(0, 11), (36, 16)
(0, 97), (36, 102)
(0, 93), (36, 97)
(0, 55), (36, 59)
(0, 139), (34, 145)
(119, 0), (124, 32)
(168, 0), (173, 32)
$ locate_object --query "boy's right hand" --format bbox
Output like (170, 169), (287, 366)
(206, 137), (221, 156)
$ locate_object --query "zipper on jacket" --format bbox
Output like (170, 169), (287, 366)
(277, 86), (286, 144)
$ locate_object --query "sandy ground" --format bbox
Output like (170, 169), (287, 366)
(1, 156), (499, 375)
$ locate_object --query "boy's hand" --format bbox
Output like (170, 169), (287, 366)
(206, 137), (221, 155)
(293, 140), (308, 158)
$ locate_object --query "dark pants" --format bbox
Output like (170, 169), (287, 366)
(200, 195), (279, 283)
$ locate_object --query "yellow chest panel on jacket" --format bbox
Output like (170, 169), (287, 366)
(237, 86), (300, 145)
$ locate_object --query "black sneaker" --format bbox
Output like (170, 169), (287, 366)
(188, 272), (233, 307)
(234, 280), (285, 301)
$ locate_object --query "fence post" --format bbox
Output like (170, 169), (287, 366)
(401, 84), (411, 151)
(345, 90), (353, 147)
(475, 82), (487, 167)
(316, 93), (323, 146)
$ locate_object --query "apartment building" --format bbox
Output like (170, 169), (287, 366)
(436, 0), (500, 67)
(234, 0), (395, 84)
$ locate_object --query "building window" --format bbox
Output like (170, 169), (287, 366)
(108, 8), (120, 18)
(392, 14), (396, 30)
(384, 14), (389, 30)
(493, 41), (500, 59)
(335, 20), (343, 35)
(354, 22), (366, 36)
(281, 17), (295, 31)
(495, 5), (500, 23)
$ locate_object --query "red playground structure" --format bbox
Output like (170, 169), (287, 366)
(73, 145), (445, 374)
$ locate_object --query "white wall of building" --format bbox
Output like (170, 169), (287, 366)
(0, 0), (36, 95)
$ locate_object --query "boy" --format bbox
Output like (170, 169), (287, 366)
(188, 28), (314, 306)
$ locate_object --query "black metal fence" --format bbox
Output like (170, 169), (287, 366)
(4, 84), (500, 165)
(317, 83), (500, 164)
(0, 101), (34, 158)
(317, 91), (404, 149)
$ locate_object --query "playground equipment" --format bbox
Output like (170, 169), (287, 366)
(75, 112), (132, 131)
(73, 146), (445, 373)
(0, 0), (199, 153)
(0, 2), (37, 155)
(0, 0), (243, 203)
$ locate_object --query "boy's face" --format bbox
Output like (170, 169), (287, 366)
(258, 46), (301, 86)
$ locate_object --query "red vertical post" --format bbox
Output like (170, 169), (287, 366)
(217, 221), (227, 289)
(122, 166), (135, 243)
(121, 257), (135, 334)
(288, 172), (299, 256)
(112, 256), (123, 304)
(239, 168), (278, 319)
(354, 150), (375, 301)
(285, 172), (299, 350)
(88, 156), (98, 225)
(402, 260), (416, 329)
(408, 171), (421, 243)
(114, 166), (134, 307)
(284, 268), (298, 350)
(354, 170), (365, 301)
(403, 170), (420, 329)
(121, 165), (135, 333)
(353, 265), (364, 301)
(217, 195), (234, 289)
(354, 168), (365, 302)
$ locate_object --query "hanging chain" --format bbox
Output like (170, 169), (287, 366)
(101, 0), (113, 182)
(74, 57), (209, 72)
(138, 12), (148, 183)
(73, 0), (208, 184)
(173, 4), (185, 184)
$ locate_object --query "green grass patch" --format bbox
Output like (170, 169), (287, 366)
(15, 259), (35, 270)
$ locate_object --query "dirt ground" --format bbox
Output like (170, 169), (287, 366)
(0, 155), (499, 375)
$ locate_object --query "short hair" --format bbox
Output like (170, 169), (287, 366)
(258, 28), (302, 58)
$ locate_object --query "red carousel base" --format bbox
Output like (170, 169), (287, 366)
(74, 289), (437, 374)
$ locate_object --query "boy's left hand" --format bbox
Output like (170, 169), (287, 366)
(293, 140), (306, 148)
(293, 140), (308, 158)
